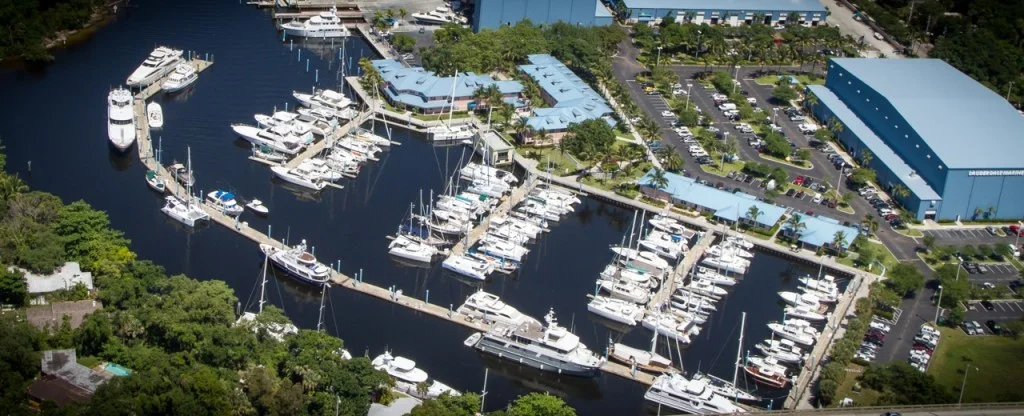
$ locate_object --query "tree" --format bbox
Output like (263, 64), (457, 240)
(862, 214), (880, 236)
(74, 313), (113, 356)
(0, 266), (26, 306)
(772, 83), (798, 103)
(848, 168), (877, 187)
(358, 57), (384, 93)
(795, 148), (811, 163)
(397, 8), (408, 21)
(832, 231), (848, 254)
(786, 213), (806, 238)
(746, 205), (763, 227)
(891, 184), (909, 201)
(859, 149), (874, 166)
(663, 150), (684, 173)
(923, 234), (936, 252)
(508, 393), (575, 416)
(410, 393), (481, 416)
(885, 263), (925, 296)
(647, 168), (670, 192)
(392, 33), (416, 54)
(562, 119), (616, 160)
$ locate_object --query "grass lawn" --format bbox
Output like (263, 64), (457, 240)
(412, 111), (471, 122)
(895, 228), (924, 238)
(700, 158), (745, 177)
(928, 327), (1024, 403)
(77, 356), (101, 369)
(831, 363), (882, 408)
(524, 147), (579, 175)
(760, 154), (813, 170)
(839, 241), (900, 273)
(583, 162), (653, 192)
(754, 74), (827, 87)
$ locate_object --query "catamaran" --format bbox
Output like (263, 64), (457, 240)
(107, 87), (135, 151)
(126, 46), (183, 87)
(388, 234), (438, 264)
(160, 147), (209, 227)
(586, 295), (645, 326)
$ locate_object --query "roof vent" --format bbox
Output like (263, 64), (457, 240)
(909, 171), (917, 178)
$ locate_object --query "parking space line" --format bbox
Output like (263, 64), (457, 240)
(1015, 303), (1024, 312)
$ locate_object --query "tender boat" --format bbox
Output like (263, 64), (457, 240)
(270, 165), (328, 191)
(259, 240), (331, 285)
(463, 309), (605, 376)
(205, 190), (244, 216)
(245, 199), (269, 215)
(644, 373), (747, 415)
(161, 62), (199, 92)
(388, 235), (438, 264)
(107, 87), (136, 151)
(147, 102), (164, 129)
(456, 290), (539, 327)
(586, 295), (644, 326)
(126, 46), (183, 87)
(145, 170), (165, 193)
(281, 7), (350, 38)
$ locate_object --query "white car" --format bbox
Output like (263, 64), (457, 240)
(661, 110), (675, 118)
(870, 321), (891, 332)
(746, 97), (758, 105)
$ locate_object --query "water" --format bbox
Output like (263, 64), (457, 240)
(0, 1), (833, 412)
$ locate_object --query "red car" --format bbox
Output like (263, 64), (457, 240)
(794, 176), (805, 185)
(885, 213), (898, 221)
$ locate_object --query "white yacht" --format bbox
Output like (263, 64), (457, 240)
(648, 214), (698, 240)
(609, 343), (673, 374)
(456, 290), (539, 328)
(755, 338), (806, 364)
(371, 351), (427, 383)
(700, 254), (748, 274)
(460, 162), (518, 184)
(259, 240), (331, 285)
(388, 234), (438, 263)
(784, 305), (826, 321)
(599, 279), (651, 304)
(476, 238), (527, 263)
(246, 199), (269, 215)
(146, 102), (163, 129)
(463, 309), (605, 376)
(126, 46), (183, 87)
(743, 355), (790, 389)
(694, 267), (737, 286)
(642, 312), (698, 343)
(161, 62), (198, 92)
(638, 230), (688, 261)
(691, 372), (761, 402)
(645, 373), (746, 415)
(232, 124), (305, 155)
(442, 254), (493, 280)
(683, 278), (728, 298)
(294, 88), (353, 113)
(587, 295), (644, 326)
(778, 291), (821, 309)
(799, 274), (839, 291)
(427, 124), (475, 142)
(612, 246), (671, 272)
(531, 188), (581, 206)
(724, 235), (754, 250)
(107, 87), (136, 151)
(411, 9), (461, 25)
(467, 179), (509, 198)
(281, 7), (350, 39)
(162, 195), (210, 227)
(254, 111), (300, 128)
(600, 264), (657, 289)
(707, 244), (753, 259)
(351, 127), (391, 147)
(205, 190), (244, 216)
(270, 165), (328, 191)
(515, 201), (561, 222)
(767, 320), (818, 346)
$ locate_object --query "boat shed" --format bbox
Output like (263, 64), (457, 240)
(475, 131), (515, 166)
(782, 214), (860, 251)
(638, 169), (785, 229)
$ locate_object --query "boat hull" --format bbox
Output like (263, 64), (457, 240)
(469, 334), (601, 377)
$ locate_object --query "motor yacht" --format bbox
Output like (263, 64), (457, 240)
(371, 351), (459, 399)
(460, 162), (518, 184)
(700, 254), (748, 274)
(254, 111), (300, 128)
(707, 243), (753, 259)
(280, 7), (351, 38)
(427, 123), (475, 142)
(778, 291), (821, 309)
(126, 46), (183, 87)
(232, 123), (305, 155)
(724, 235), (754, 250)
(107, 87), (136, 151)
(147, 102), (163, 129)
(587, 295), (644, 326)
(205, 190), (244, 216)
(642, 312), (698, 343)
(683, 278), (728, 298)
(755, 338), (806, 364)
(638, 230), (688, 261)
(611, 246), (671, 272)
(644, 373), (747, 414)
(467, 179), (509, 198)
(270, 165), (328, 191)
(411, 9), (461, 25)
(694, 267), (737, 286)
(294, 87), (353, 113)
(767, 321), (818, 346)
(648, 214), (697, 239)
(442, 254), (493, 280)
(350, 127), (391, 147)
(259, 240), (331, 285)
(530, 188), (581, 206)
(743, 356), (790, 388)
(457, 290), (538, 327)
(784, 305), (826, 321)
(161, 62), (199, 92)
(388, 235), (438, 263)
(691, 372), (761, 402)
(799, 283), (839, 303)
(600, 264), (657, 289)
(598, 279), (650, 304)
(245, 199), (269, 215)
(670, 293), (717, 313)
(463, 309), (604, 376)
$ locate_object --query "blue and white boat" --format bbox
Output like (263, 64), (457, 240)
(205, 190), (244, 216)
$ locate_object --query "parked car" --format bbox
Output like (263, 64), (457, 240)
(986, 320), (1003, 334)
(981, 300), (995, 311)
(786, 189), (796, 197)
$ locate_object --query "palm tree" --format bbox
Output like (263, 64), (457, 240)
(805, 92), (819, 108)
(786, 213), (806, 238)
(892, 184), (909, 201)
(862, 214), (879, 236)
(974, 207), (984, 220)
(358, 57), (384, 93)
(664, 150), (684, 173)
(648, 167), (670, 192)
(498, 104), (514, 131)
(512, 117), (531, 141)
(746, 206), (763, 228)
(0, 174), (28, 201)
(859, 149), (874, 167)
(638, 118), (660, 141)
(536, 129), (550, 146)
(398, 8), (408, 22)
(987, 205), (997, 219)
(828, 118), (844, 136)
(832, 231), (848, 255)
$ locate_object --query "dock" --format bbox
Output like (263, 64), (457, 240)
(354, 25), (395, 60)
(649, 231), (714, 308)
(449, 177), (536, 257)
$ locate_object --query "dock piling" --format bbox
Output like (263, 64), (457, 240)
(298, 49), (301, 62)
(315, 69), (318, 83)
(425, 289), (430, 305)
(306, 58), (309, 72)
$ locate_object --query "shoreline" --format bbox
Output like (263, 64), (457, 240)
(1, 0), (119, 64)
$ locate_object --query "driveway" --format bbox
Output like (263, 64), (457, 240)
(822, 0), (903, 58)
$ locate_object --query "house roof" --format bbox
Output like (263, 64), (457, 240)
(808, 85), (942, 201)
(622, 0), (826, 13)
(639, 169), (785, 227)
(525, 107), (616, 132)
(372, 59), (523, 110)
(828, 58), (1024, 169)
(27, 300), (103, 330)
(782, 214), (860, 248)
(519, 54), (616, 132)
(27, 376), (92, 405)
(595, 0), (613, 17)
(479, 131), (514, 152)
(16, 262), (93, 295)
(40, 350), (111, 393)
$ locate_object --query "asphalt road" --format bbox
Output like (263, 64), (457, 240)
(822, 0), (903, 58)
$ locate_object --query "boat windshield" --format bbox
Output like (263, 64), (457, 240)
(109, 117), (133, 125)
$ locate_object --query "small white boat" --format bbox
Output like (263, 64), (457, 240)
(161, 62), (198, 92)
(145, 170), (165, 193)
(587, 295), (645, 326)
(442, 254), (493, 280)
(598, 279), (650, 304)
(205, 190), (244, 216)
(252, 144), (289, 163)
(246, 199), (269, 215)
(755, 338), (806, 364)
(694, 267), (737, 286)
(611, 246), (671, 272)
(147, 102), (164, 129)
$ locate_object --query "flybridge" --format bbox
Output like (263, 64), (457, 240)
(968, 170), (1024, 177)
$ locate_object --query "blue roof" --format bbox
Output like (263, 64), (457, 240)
(372, 59), (524, 109)
(639, 169), (786, 227)
(214, 190), (235, 201)
(519, 54), (616, 131)
(829, 58), (1024, 169)
(808, 85), (942, 201)
(782, 214), (860, 248)
(595, 0), (613, 17)
(622, 0), (825, 12)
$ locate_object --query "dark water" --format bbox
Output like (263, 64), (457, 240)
(0, 1), (834, 412)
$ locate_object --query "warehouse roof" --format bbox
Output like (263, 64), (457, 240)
(639, 169), (786, 227)
(623, 0), (825, 12)
(829, 58), (1024, 169)
(809, 85), (942, 201)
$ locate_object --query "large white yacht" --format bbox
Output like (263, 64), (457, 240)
(460, 162), (518, 184)
(388, 234), (438, 263)
(427, 124), (475, 142)
(293, 88), (353, 113)
(411, 7), (465, 25)
(767, 320), (818, 346)
(281, 7), (350, 39)
(644, 373), (746, 414)
(442, 254), (493, 281)
(259, 240), (331, 285)
(271, 165), (328, 191)
(463, 309), (605, 376)
(456, 290), (539, 328)
(232, 123), (305, 155)
(371, 351), (459, 399)
(107, 87), (136, 151)
(586, 295), (644, 326)
(161, 62), (198, 92)
(126, 46), (183, 87)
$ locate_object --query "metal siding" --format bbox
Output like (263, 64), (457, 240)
(570, 0), (593, 25)
(525, 0), (550, 24)
(941, 171), (1024, 220)
(547, 0), (572, 24)
(500, 0), (525, 25)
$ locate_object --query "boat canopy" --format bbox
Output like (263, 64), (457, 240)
(213, 190), (236, 201)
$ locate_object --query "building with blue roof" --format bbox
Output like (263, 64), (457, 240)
(472, 0), (614, 32)
(638, 169), (785, 229)
(622, 0), (826, 26)
(807, 58), (1024, 221)
(782, 214), (860, 251)
(517, 54), (617, 144)
(371, 59), (524, 114)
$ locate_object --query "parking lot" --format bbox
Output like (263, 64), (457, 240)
(964, 300), (1024, 335)
(923, 227), (1019, 242)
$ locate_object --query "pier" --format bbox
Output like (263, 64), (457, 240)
(649, 231), (714, 308)
(448, 177), (537, 258)
(354, 25), (395, 60)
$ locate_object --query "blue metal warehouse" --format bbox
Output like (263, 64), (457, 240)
(808, 58), (1024, 221)
(472, 0), (614, 32)
(620, 0), (826, 25)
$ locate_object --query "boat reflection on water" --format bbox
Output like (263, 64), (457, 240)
(474, 351), (603, 400)
(588, 313), (639, 336)
(266, 265), (326, 302)
(108, 144), (135, 171)
(440, 269), (486, 289)
(166, 83), (198, 102)
(273, 181), (325, 202)
(389, 253), (434, 270)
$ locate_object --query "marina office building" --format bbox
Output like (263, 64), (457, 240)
(620, 0), (827, 26)
(371, 59), (525, 115)
(808, 58), (1024, 221)
(517, 54), (617, 144)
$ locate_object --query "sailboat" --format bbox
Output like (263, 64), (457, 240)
(608, 326), (674, 374)
(427, 69), (476, 142)
(691, 312), (760, 402)
(145, 136), (166, 193)
(236, 254), (299, 341)
(161, 147), (210, 227)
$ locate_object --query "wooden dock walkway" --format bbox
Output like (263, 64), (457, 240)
(649, 231), (714, 308)
(449, 177), (537, 257)
(354, 25), (394, 60)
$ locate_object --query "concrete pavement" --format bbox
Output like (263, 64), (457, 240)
(822, 0), (903, 58)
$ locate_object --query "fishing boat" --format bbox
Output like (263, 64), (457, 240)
(126, 46), (183, 87)
(586, 295), (644, 326)
(147, 102), (164, 129)
(259, 240), (331, 285)
(205, 190), (244, 216)
(161, 62), (199, 92)
(457, 290), (539, 327)
(107, 87), (136, 151)
(245, 199), (269, 215)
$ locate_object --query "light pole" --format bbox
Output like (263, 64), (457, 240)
(934, 285), (943, 324)
(732, 65), (741, 94)
(685, 83), (693, 110)
(1015, 220), (1022, 247)
(958, 365), (979, 405)
(656, 46), (663, 67)
(955, 257), (962, 281)
(772, 107), (779, 126)
(695, 30), (702, 58)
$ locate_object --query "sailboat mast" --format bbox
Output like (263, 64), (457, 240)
(626, 210), (638, 251)
(637, 210), (647, 245)
(317, 283), (328, 332)
(733, 311), (746, 387)
(258, 254), (269, 314)
(186, 146), (193, 204)
(446, 69), (458, 130)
